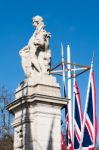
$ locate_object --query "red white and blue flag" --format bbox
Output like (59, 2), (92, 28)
(61, 131), (66, 150)
(81, 66), (98, 149)
(65, 105), (73, 150)
(74, 81), (83, 150)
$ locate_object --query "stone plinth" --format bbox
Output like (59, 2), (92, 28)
(7, 80), (68, 150)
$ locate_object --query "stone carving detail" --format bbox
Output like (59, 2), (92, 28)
(19, 16), (51, 78)
(15, 127), (23, 149)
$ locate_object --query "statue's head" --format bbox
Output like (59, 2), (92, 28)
(32, 16), (44, 28)
(33, 16), (43, 23)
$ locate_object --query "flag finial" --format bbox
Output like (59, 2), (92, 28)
(91, 51), (94, 69)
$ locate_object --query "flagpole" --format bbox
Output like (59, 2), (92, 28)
(80, 59), (93, 149)
(61, 43), (66, 97)
(72, 65), (76, 146)
(67, 45), (72, 140)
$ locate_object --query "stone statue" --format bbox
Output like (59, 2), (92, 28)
(19, 16), (51, 79)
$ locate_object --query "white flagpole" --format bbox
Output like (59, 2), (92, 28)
(80, 59), (93, 149)
(61, 43), (66, 96)
(72, 65), (76, 146)
(67, 45), (72, 140)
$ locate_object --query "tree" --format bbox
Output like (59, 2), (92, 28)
(0, 135), (13, 150)
(0, 85), (14, 149)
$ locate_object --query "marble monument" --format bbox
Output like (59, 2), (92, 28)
(7, 16), (67, 150)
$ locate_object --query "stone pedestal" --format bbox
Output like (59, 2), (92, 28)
(7, 76), (68, 150)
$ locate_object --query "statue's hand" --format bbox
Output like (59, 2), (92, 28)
(34, 36), (45, 46)
(46, 32), (51, 38)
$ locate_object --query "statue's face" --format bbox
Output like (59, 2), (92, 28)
(33, 21), (38, 28)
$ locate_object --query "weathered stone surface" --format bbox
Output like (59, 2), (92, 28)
(7, 16), (68, 150)
(15, 74), (60, 100)
(7, 84), (68, 150)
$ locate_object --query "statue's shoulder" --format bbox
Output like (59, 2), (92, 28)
(28, 34), (35, 45)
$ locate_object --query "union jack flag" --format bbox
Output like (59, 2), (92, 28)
(74, 81), (83, 150)
(61, 131), (66, 150)
(65, 105), (73, 150)
(81, 67), (98, 149)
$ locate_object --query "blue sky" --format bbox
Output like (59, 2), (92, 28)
(0, 0), (99, 144)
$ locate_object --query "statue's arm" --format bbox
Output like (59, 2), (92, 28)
(19, 45), (29, 56)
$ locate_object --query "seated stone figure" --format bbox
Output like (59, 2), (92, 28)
(19, 16), (51, 79)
